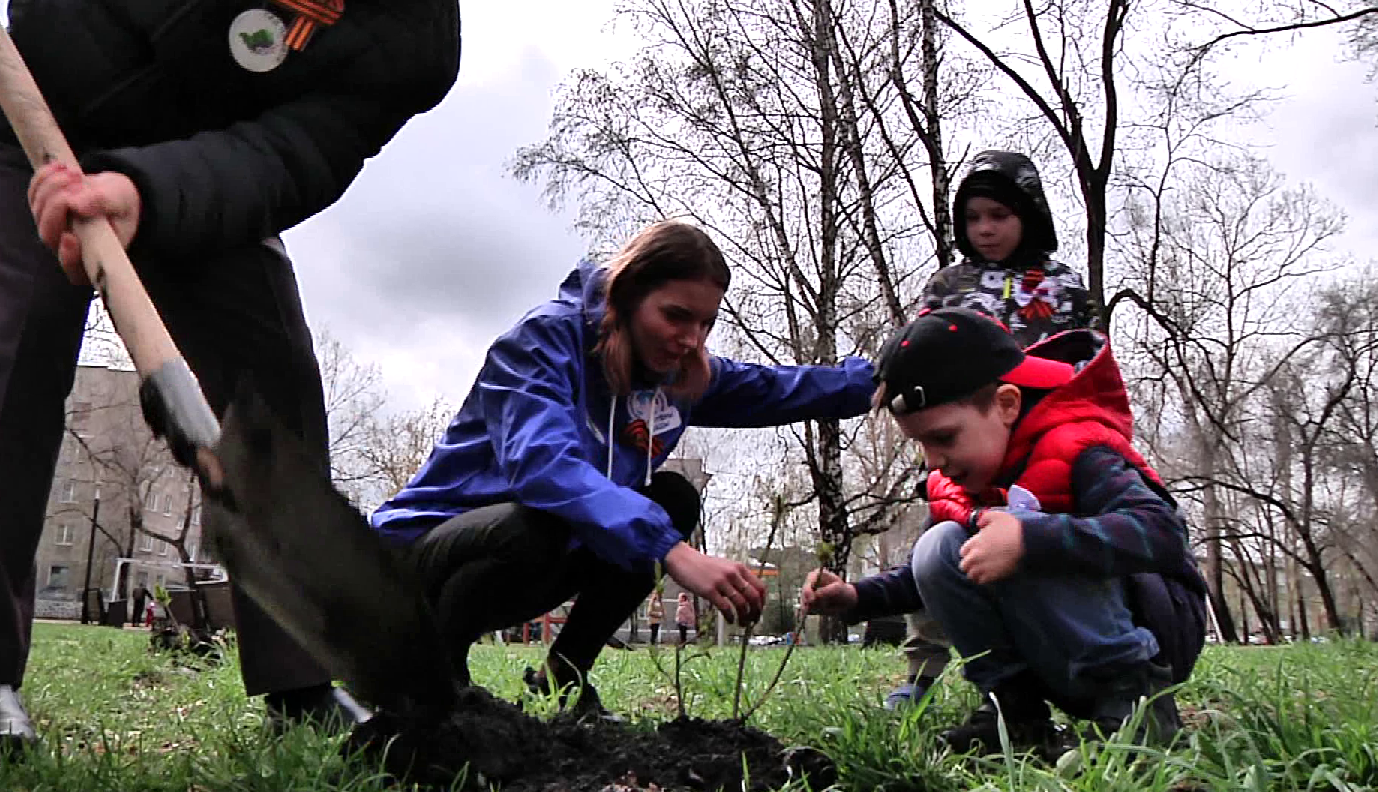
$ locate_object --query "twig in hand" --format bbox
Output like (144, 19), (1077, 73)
(673, 639), (685, 719)
(732, 619), (753, 719)
(732, 494), (788, 720)
(741, 541), (834, 722)
(645, 562), (708, 719)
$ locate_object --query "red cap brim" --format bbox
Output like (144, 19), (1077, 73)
(1001, 355), (1076, 390)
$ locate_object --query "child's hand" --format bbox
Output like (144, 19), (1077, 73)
(960, 511), (1025, 584)
(800, 568), (857, 616)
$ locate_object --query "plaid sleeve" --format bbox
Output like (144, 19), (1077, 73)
(848, 562), (924, 624)
(1019, 446), (1191, 578)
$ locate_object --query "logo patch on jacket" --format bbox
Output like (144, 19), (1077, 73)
(627, 390), (682, 435)
(228, 10), (289, 72)
(622, 390), (681, 457)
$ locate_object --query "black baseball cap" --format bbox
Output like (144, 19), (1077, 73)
(874, 307), (1075, 414)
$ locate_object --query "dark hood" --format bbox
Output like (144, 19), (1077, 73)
(953, 150), (1059, 263)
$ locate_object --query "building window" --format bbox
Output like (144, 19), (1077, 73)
(191, 505), (201, 527)
(162, 494), (173, 516)
(56, 523), (74, 546)
(158, 540), (170, 556)
(139, 533), (155, 553)
(60, 480), (77, 503)
(48, 565), (70, 589)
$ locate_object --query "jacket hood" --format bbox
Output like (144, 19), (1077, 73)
(560, 257), (610, 331)
(1000, 329), (1129, 481)
(953, 150), (1059, 262)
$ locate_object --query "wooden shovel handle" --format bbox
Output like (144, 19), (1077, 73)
(0, 25), (180, 375)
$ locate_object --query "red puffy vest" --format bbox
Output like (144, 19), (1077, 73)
(926, 331), (1164, 526)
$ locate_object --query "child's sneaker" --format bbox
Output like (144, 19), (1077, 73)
(1084, 661), (1181, 745)
(883, 676), (934, 710)
(941, 687), (1057, 755)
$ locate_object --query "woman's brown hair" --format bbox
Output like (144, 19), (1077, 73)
(596, 221), (731, 398)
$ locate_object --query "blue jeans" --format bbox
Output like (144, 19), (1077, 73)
(911, 520), (1158, 701)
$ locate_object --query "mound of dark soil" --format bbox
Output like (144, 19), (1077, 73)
(343, 687), (834, 791)
(148, 625), (224, 663)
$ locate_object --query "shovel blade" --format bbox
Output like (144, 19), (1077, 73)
(208, 389), (455, 717)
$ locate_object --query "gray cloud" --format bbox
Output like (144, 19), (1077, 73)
(287, 45), (592, 411)
(1236, 31), (1378, 257)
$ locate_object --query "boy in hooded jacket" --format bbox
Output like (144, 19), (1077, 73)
(805, 307), (1206, 755)
(885, 150), (1098, 709)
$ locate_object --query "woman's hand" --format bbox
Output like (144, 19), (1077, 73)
(28, 162), (141, 284)
(663, 542), (766, 625)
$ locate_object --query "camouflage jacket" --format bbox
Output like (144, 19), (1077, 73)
(919, 258), (1098, 349)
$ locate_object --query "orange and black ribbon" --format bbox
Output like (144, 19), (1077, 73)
(268, 0), (344, 51)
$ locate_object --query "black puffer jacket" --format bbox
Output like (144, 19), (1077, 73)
(6, 0), (460, 258)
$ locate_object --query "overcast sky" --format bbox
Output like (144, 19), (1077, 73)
(288, 11), (1377, 416)
(3, 2), (1376, 417)
(283, 2), (631, 413)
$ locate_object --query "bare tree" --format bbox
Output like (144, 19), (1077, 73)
(930, 0), (1313, 324)
(135, 474), (212, 629)
(1313, 273), (1378, 623)
(60, 376), (185, 603)
(352, 397), (454, 510)
(1121, 153), (1343, 641)
(1177, 0), (1378, 63)
(317, 329), (387, 493)
(932, 0), (1133, 313)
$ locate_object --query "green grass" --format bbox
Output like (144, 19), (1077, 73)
(1, 624), (1376, 790)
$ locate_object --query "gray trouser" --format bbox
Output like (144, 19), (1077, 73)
(902, 609), (951, 679)
(0, 145), (330, 695)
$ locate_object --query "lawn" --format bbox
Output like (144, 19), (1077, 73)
(2, 623), (1377, 790)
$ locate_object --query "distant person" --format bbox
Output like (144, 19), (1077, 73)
(647, 592), (664, 645)
(675, 592), (695, 646)
(130, 585), (149, 629)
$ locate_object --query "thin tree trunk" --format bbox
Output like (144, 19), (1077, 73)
(919, 0), (951, 268)
(1201, 441), (1239, 642)
(809, 0), (850, 644)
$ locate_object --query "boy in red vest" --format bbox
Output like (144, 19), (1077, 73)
(805, 307), (1206, 755)
(885, 149), (1097, 711)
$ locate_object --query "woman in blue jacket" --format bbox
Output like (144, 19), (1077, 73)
(371, 220), (875, 713)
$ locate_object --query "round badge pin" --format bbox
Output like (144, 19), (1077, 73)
(228, 9), (289, 73)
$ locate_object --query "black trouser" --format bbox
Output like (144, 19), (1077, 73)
(409, 471), (700, 682)
(649, 623), (660, 645)
(0, 146), (330, 695)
